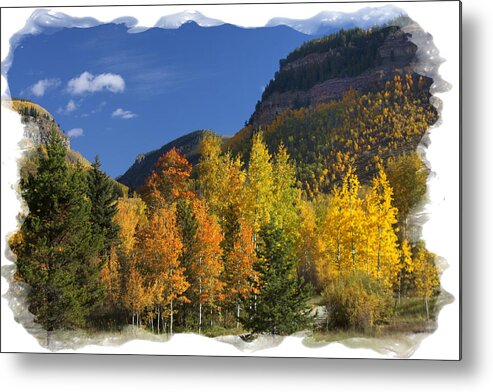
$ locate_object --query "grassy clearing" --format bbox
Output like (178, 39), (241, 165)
(309, 289), (454, 343)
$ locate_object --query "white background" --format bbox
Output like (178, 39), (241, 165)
(0, 0), (489, 389)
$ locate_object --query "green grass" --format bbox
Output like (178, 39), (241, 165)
(309, 290), (454, 343)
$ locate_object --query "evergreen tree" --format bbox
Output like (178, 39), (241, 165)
(87, 155), (119, 258)
(11, 129), (102, 341)
(240, 222), (312, 335)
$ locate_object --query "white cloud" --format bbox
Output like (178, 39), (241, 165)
(67, 128), (84, 138)
(65, 99), (77, 112)
(112, 108), (137, 119)
(29, 78), (60, 97)
(67, 72), (125, 95)
(57, 99), (77, 114)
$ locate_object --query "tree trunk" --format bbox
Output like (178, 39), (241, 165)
(170, 299), (174, 336)
(398, 271), (402, 305)
(199, 302), (202, 334)
(157, 306), (160, 334)
(425, 296), (430, 321)
(236, 302), (241, 329)
(46, 330), (53, 350)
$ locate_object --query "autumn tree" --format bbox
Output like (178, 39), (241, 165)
(141, 147), (194, 209)
(121, 264), (152, 327)
(271, 143), (301, 245)
(297, 199), (324, 290)
(245, 132), (274, 240)
(197, 131), (226, 216)
(395, 239), (413, 305)
(103, 195), (147, 309)
(189, 199), (224, 332)
(134, 207), (188, 334)
(364, 167), (401, 291)
(114, 196), (147, 257)
(221, 154), (248, 250)
(317, 169), (364, 284)
(412, 241), (440, 320)
(223, 221), (258, 327)
(386, 152), (429, 238)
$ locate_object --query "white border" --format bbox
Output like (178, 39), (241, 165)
(1, 1), (460, 360)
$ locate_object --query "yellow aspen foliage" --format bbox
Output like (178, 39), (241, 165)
(245, 132), (274, 236)
(364, 167), (401, 291)
(271, 143), (301, 244)
(197, 131), (227, 216)
(412, 241), (440, 320)
(318, 168), (367, 285)
(121, 264), (153, 326)
(114, 195), (147, 256)
(297, 199), (324, 289)
(99, 245), (121, 306)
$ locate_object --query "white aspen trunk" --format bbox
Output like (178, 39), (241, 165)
(46, 330), (53, 350)
(236, 302), (240, 329)
(377, 228), (382, 285)
(199, 257), (203, 334)
(199, 302), (202, 334)
(157, 306), (160, 334)
(425, 296), (430, 321)
(210, 307), (213, 328)
(170, 299), (174, 336)
(398, 271), (402, 305)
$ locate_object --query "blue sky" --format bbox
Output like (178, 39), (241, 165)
(6, 6), (402, 178)
(7, 22), (313, 177)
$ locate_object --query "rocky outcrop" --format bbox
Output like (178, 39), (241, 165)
(9, 99), (70, 149)
(250, 29), (421, 127)
(21, 114), (70, 150)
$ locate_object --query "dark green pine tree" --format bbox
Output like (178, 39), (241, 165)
(87, 155), (119, 258)
(12, 129), (104, 341)
(240, 221), (312, 335)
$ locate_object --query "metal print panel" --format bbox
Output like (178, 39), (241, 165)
(1, 1), (460, 359)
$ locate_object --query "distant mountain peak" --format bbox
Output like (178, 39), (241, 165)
(154, 10), (225, 29)
(266, 5), (405, 35)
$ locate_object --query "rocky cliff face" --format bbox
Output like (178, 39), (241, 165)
(249, 28), (422, 127)
(21, 114), (70, 150)
(10, 99), (70, 149)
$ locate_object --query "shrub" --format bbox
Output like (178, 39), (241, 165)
(322, 272), (392, 330)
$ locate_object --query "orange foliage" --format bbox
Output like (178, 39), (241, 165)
(142, 148), (195, 208)
(135, 207), (189, 308)
(224, 221), (259, 302)
(191, 199), (224, 307)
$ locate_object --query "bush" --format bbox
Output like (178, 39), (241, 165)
(322, 272), (392, 330)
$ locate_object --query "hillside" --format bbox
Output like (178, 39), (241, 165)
(246, 23), (424, 128)
(8, 98), (127, 195)
(117, 130), (209, 190)
(220, 21), (437, 193)
(117, 20), (437, 194)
